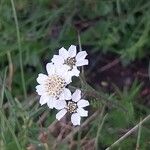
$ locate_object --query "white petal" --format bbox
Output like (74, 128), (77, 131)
(51, 55), (64, 65)
(71, 113), (81, 126)
(77, 108), (88, 117)
(47, 97), (56, 109)
(76, 51), (88, 60)
(76, 59), (89, 67)
(36, 73), (48, 84)
(72, 89), (81, 102)
(77, 99), (89, 108)
(59, 88), (71, 100)
(36, 85), (45, 95)
(39, 95), (49, 105)
(70, 67), (80, 77)
(63, 71), (72, 84)
(55, 100), (67, 110)
(65, 75), (72, 84)
(68, 45), (77, 57)
(56, 109), (67, 120)
(46, 63), (55, 75)
(59, 47), (69, 59)
(56, 65), (72, 83)
(56, 64), (70, 78)
(64, 88), (72, 100)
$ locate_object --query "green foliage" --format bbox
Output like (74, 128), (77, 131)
(108, 80), (142, 127)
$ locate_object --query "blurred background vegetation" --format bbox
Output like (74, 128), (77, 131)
(0, 0), (150, 150)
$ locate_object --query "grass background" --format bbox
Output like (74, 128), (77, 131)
(0, 0), (150, 149)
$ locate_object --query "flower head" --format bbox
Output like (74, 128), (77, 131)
(51, 45), (88, 77)
(55, 89), (89, 126)
(36, 63), (72, 108)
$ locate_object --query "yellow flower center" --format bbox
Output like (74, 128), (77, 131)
(45, 75), (66, 98)
(67, 101), (77, 113)
(64, 57), (76, 69)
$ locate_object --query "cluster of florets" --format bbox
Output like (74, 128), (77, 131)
(36, 45), (89, 125)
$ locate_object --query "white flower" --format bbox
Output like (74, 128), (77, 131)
(36, 63), (72, 108)
(51, 45), (88, 77)
(55, 89), (89, 126)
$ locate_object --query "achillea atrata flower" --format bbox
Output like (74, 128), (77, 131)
(36, 45), (90, 126)
(55, 89), (89, 126)
(51, 45), (88, 77)
(36, 63), (72, 109)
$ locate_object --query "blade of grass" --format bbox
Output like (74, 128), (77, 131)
(95, 106), (107, 150)
(77, 131), (81, 150)
(136, 118), (142, 150)
(0, 68), (7, 150)
(10, 0), (27, 99)
(78, 32), (84, 76)
(7, 52), (13, 91)
(95, 113), (108, 150)
(0, 110), (22, 150)
(4, 89), (22, 131)
(0, 68), (7, 107)
(116, 0), (121, 17)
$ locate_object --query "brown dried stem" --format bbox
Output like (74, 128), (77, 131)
(105, 114), (150, 150)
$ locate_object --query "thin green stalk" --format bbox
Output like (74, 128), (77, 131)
(95, 114), (108, 150)
(78, 32), (84, 77)
(78, 32), (82, 52)
(10, 0), (27, 99)
(77, 131), (81, 150)
(0, 68), (7, 150)
(0, 68), (7, 107)
(7, 52), (13, 91)
(0, 110), (22, 150)
(95, 106), (107, 150)
(116, 0), (121, 16)
(136, 118), (142, 150)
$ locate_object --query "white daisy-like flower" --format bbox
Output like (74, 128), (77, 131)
(55, 89), (89, 126)
(51, 45), (88, 77)
(36, 63), (72, 109)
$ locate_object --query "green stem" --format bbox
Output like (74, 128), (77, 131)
(95, 113), (108, 150)
(10, 0), (27, 99)
(136, 118), (142, 150)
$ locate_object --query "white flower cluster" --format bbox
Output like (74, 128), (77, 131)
(36, 45), (89, 125)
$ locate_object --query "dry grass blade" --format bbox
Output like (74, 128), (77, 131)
(105, 114), (150, 150)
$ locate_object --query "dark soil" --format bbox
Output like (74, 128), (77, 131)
(87, 51), (150, 106)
